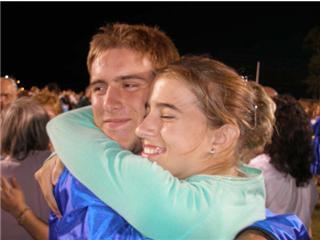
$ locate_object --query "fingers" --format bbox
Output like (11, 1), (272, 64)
(34, 164), (62, 218)
(1, 176), (11, 192)
(52, 157), (64, 185)
(1, 177), (12, 210)
(10, 177), (21, 190)
(44, 191), (62, 218)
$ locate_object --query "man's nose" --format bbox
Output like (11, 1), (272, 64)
(103, 86), (122, 112)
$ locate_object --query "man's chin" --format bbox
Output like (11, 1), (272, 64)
(131, 143), (142, 154)
(119, 139), (142, 154)
(99, 125), (141, 152)
(107, 134), (141, 153)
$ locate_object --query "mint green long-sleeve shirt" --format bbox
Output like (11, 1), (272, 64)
(47, 106), (266, 240)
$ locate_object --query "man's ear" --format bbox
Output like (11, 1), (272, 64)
(210, 124), (240, 153)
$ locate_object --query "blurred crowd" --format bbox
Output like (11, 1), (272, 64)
(0, 76), (91, 239)
(0, 76), (91, 119)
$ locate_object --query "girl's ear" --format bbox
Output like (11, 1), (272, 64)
(210, 124), (240, 154)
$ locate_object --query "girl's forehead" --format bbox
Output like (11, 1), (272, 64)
(149, 77), (201, 112)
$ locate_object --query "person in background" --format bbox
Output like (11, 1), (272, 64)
(0, 97), (51, 240)
(44, 82), (61, 96)
(59, 90), (79, 112)
(0, 76), (18, 112)
(299, 99), (320, 124)
(249, 95), (318, 237)
(33, 88), (62, 118)
(311, 117), (320, 177)
(311, 116), (320, 232)
(75, 85), (91, 108)
(29, 86), (41, 96)
(262, 85), (278, 98)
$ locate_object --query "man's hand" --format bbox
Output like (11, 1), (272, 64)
(1, 176), (28, 218)
(34, 155), (64, 218)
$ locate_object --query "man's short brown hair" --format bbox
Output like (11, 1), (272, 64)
(87, 23), (180, 73)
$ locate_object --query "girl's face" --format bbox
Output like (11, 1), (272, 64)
(136, 76), (216, 179)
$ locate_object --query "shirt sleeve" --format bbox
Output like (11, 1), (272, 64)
(235, 210), (310, 240)
(46, 106), (213, 239)
(49, 168), (149, 240)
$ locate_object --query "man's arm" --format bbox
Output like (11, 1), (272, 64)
(236, 211), (310, 240)
(34, 154), (64, 218)
(1, 177), (49, 240)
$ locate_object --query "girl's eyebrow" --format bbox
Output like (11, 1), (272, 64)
(155, 102), (182, 113)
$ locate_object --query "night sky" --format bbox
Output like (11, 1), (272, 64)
(2, 2), (320, 98)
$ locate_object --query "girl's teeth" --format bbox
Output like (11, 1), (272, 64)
(144, 147), (163, 155)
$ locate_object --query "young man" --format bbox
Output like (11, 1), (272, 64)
(32, 23), (308, 239)
(41, 23), (179, 239)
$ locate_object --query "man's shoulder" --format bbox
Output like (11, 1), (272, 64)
(55, 167), (110, 207)
(241, 212), (310, 240)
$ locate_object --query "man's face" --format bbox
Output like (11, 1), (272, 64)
(89, 48), (154, 151)
(0, 79), (17, 111)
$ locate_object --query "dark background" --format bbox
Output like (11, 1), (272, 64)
(2, 2), (320, 98)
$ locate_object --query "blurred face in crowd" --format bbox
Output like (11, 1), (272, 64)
(136, 76), (216, 179)
(43, 104), (58, 119)
(89, 48), (154, 152)
(0, 78), (17, 111)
